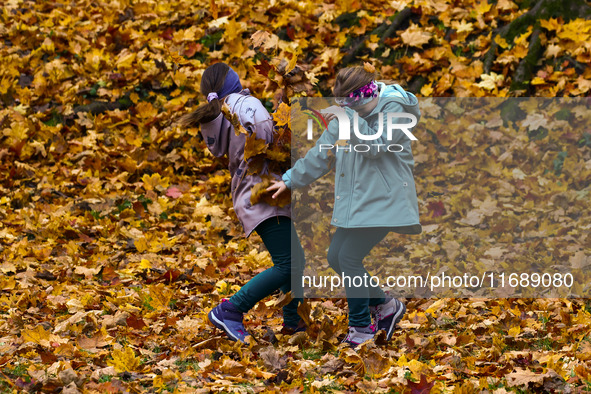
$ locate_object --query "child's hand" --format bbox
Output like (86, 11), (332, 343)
(321, 105), (348, 125)
(266, 180), (287, 199)
(323, 112), (336, 123)
(322, 105), (341, 122)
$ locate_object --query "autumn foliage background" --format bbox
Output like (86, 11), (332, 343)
(0, 0), (591, 392)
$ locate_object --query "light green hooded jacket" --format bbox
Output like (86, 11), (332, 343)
(283, 83), (422, 234)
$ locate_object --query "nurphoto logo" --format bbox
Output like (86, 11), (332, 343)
(305, 106), (418, 153)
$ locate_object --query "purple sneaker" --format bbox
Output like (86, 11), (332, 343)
(372, 298), (406, 341)
(342, 325), (375, 347)
(208, 299), (249, 342)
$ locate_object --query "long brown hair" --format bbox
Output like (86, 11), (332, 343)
(333, 67), (376, 97)
(180, 63), (229, 127)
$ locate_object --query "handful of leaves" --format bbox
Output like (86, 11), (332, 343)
(249, 174), (291, 207)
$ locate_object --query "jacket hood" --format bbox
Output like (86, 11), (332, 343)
(199, 90), (251, 158)
(200, 112), (231, 157)
(375, 82), (421, 119)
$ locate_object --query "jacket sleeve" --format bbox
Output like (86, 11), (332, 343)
(284, 121), (339, 189)
(347, 100), (418, 159)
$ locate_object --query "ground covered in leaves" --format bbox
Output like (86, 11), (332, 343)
(1, 0), (591, 392)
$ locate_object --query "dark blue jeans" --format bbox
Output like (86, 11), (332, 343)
(327, 227), (390, 327)
(229, 216), (305, 327)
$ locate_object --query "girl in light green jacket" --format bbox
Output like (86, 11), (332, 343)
(268, 66), (422, 347)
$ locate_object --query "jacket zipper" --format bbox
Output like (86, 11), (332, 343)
(345, 149), (355, 227)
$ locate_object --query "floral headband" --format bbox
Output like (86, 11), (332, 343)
(335, 80), (378, 107)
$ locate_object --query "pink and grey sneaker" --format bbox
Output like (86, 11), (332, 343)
(208, 299), (250, 343)
(371, 298), (406, 341)
(342, 325), (375, 347)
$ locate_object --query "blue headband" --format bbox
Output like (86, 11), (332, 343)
(218, 67), (242, 98)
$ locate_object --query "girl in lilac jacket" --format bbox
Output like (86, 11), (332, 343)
(182, 63), (306, 342)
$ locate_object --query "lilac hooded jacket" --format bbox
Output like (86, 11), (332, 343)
(199, 89), (291, 236)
